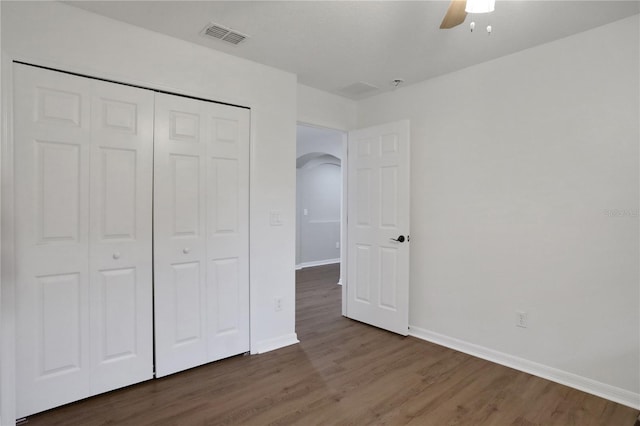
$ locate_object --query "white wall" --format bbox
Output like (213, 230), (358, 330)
(297, 125), (345, 159)
(297, 160), (342, 266)
(357, 15), (640, 406)
(1, 1), (298, 421)
(296, 126), (343, 267)
(297, 83), (357, 131)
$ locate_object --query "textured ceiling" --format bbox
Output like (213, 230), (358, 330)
(66, 1), (640, 99)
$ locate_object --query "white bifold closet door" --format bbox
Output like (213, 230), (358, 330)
(14, 64), (154, 418)
(154, 93), (250, 377)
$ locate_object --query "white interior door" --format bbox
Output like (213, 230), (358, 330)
(347, 120), (410, 335)
(154, 93), (250, 377)
(14, 63), (154, 417)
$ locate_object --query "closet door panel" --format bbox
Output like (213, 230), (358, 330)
(89, 81), (154, 394)
(154, 93), (208, 377)
(154, 94), (250, 376)
(206, 106), (250, 361)
(15, 64), (92, 418)
(14, 64), (154, 417)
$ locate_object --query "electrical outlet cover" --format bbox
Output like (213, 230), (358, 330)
(516, 311), (528, 328)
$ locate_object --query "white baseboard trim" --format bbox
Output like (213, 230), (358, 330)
(296, 258), (340, 269)
(253, 333), (299, 354)
(409, 325), (640, 410)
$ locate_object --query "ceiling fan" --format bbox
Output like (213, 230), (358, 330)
(440, 0), (496, 29)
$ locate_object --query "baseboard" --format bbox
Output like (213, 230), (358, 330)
(295, 258), (340, 269)
(253, 333), (299, 354)
(409, 325), (640, 410)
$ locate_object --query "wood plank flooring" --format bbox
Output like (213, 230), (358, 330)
(26, 264), (638, 425)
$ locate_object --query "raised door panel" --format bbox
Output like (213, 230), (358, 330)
(37, 273), (83, 377)
(36, 87), (82, 126)
(98, 148), (137, 241)
(172, 262), (204, 345)
(89, 80), (154, 394)
(209, 259), (240, 335)
(14, 64), (92, 418)
(154, 93), (207, 377)
(170, 111), (200, 143)
(379, 248), (398, 310)
(171, 154), (201, 237)
(209, 158), (239, 235)
(380, 166), (399, 229)
(36, 141), (82, 243)
(355, 245), (372, 303)
(96, 268), (137, 361)
(356, 168), (373, 227)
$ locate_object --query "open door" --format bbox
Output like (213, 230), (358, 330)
(346, 120), (410, 335)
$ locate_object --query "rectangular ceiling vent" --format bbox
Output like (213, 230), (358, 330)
(340, 82), (379, 97)
(201, 22), (249, 46)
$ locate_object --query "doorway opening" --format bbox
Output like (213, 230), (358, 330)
(295, 123), (346, 319)
(295, 124), (345, 272)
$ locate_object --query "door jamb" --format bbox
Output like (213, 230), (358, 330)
(340, 131), (348, 317)
(1, 51), (17, 426)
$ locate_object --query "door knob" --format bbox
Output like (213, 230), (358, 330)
(183, 247), (191, 254)
(390, 235), (405, 243)
(112, 252), (121, 260)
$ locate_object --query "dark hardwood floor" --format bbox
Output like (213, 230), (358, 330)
(26, 263), (638, 425)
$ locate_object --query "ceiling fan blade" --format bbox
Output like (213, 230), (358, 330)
(440, 0), (468, 29)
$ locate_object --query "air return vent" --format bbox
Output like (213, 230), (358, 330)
(201, 22), (249, 45)
(340, 82), (379, 97)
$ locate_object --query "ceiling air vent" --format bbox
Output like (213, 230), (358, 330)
(201, 22), (249, 46)
(340, 82), (379, 98)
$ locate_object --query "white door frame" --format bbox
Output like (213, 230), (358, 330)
(1, 52), (18, 425)
(297, 120), (411, 331)
(340, 130), (348, 316)
(0, 56), (255, 423)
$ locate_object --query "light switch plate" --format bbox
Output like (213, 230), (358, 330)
(270, 210), (283, 226)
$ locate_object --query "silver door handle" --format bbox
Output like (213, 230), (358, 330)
(112, 252), (121, 260)
(183, 247), (191, 254)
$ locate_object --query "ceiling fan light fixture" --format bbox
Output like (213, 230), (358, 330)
(465, 0), (495, 14)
